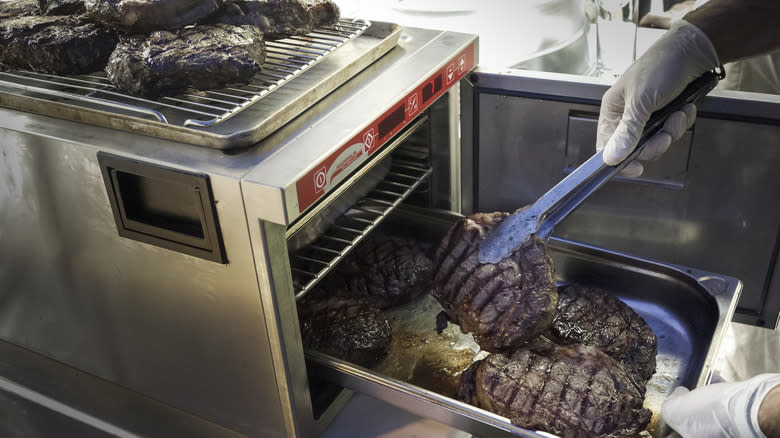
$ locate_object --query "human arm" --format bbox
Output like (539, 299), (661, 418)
(596, 0), (780, 176)
(661, 373), (780, 438)
(759, 383), (780, 438)
(685, 0), (780, 64)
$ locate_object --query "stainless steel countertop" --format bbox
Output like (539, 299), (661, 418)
(322, 322), (780, 437)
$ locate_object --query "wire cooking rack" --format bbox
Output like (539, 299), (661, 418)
(0, 18), (370, 128)
(290, 145), (432, 300)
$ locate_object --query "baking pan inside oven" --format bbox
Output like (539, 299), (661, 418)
(306, 207), (741, 438)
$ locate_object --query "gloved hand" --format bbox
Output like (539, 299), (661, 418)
(596, 19), (720, 177)
(661, 373), (780, 438)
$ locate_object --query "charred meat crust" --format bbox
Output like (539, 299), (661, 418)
(430, 212), (558, 353)
(105, 24), (265, 97)
(297, 295), (392, 366)
(458, 339), (652, 438)
(38, 0), (86, 15)
(85, 0), (222, 33)
(546, 283), (658, 384)
(0, 15), (118, 75)
(207, 0), (340, 39)
(328, 234), (433, 309)
(0, 0), (41, 19)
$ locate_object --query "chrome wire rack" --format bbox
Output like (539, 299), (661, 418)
(289, 148), (432, 299)
(0, 18), (370, 128)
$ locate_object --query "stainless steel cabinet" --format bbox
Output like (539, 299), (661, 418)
(463, 69), (780, 327)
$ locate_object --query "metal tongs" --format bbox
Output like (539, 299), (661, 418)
(478, 68), (724, 264)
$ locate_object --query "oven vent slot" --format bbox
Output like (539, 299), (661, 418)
(290, 153), (432, 299)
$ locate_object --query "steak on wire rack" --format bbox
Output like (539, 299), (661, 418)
(430, 211), (558, 353)
(38, 0), (85, 15)
(545, 283), (658, 385)
(0, 0), (40, 19)
(0, 15), (118, 75)
(207, 0), (340, 39)
(85, 0), (221, 33)
(457, 338), (652, 438)
(105, 24), (265, 97)
(324, 234), (433, 309)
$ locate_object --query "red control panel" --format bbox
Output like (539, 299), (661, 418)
(295, 42), (476, 213)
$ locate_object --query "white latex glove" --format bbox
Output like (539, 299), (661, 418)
(661, 373), (780, 438)
(596, 19), (720, 177)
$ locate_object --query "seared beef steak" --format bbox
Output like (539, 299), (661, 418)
(458, 339), (652, 438)
(430, 212), (557, 352)
(105, 24), (265, 97)
(0, 0), (40, 18)
(0, 15), (118, 74)
(297, 295), (392, 366)
(546, 284), (658, 383)
(85, 0), (221, 33)
(207, 0), (340, 38)
(328, 234), (433, 309)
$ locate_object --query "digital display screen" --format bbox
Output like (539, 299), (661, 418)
(422, 75), (443, 103)
(378, 104), (405, 139)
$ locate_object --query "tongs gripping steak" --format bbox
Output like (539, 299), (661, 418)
(430, 212), (558, 353)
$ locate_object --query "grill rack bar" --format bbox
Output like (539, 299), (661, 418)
(0, 18), (370, 128)
(290, 156), (431, 299)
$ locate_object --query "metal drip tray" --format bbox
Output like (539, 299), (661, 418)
(0, 20), (402, 149)
(307, 208), (741, 438)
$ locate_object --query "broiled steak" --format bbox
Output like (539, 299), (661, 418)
(297, 295), (392, 366)
(430, 212), (558, 352)
(207, 0), (340, 38)
(457, 339), (652, 438)
(38, 0), (85, 15)
(85, 0), (221, 33)
(545, 284), (658, 384)
(0, 0), (40, 19)
(0, 15), (118, 75)
(328, 234), (433, 309)
(105, 24), (265, 97)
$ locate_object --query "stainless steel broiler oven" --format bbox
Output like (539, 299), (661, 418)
(0, 18), (739, 438)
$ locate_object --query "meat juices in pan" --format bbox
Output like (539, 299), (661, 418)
(546, 284), (658, 384)
(430, 212), (558, 353)
(457, 338), (652, 438)
(297, 234), (433, 365)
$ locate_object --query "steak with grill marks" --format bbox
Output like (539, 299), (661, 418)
(105, 24), (265, 97)
(0, 15), (118, 74)
(85, 0), (221, 33)
(430, 212), (558, 353)
(207, 0), (340, 38)
(457, 338), (652, 438)
(327, 234), (433, 309)
(545, 283), (658, 384)
(297, 294), (392, 366)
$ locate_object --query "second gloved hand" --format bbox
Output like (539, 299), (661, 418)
(596, 19), (720, 177)
(661, 373), (780, 438)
